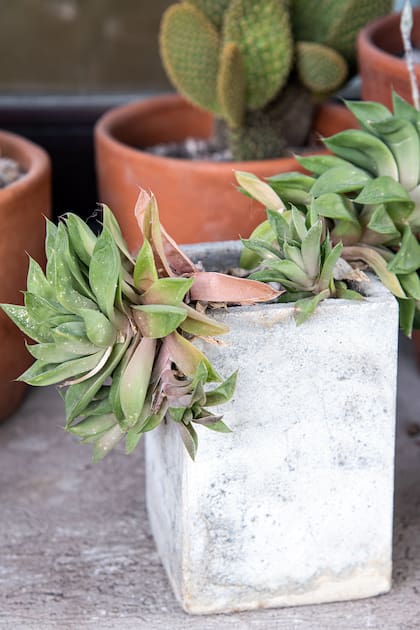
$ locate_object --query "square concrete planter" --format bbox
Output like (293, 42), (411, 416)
(146, 242), (399, 615)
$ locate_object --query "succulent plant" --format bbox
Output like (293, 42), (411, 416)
(236, 93), (420, 336)
(237, 172), (365, 324)
(1, 195), (278, 462)
(159, 0), (392, 160)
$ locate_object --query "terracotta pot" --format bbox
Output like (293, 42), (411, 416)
(0, 131), (51, 421)
(358, 8), (420, 108)
(95, 95), (358, 251)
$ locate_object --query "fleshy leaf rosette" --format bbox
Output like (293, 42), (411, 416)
(235, 94), (420, 336)
(1, 193), (279, 461)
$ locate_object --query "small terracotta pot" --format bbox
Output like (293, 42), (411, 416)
(0, 131), (51, 421)
(95, 95), (358, 251)
(358, 8), (420, 108)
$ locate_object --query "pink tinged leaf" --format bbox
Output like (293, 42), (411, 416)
(179, 303), (230, 337)
(162, 332), (221, 381)
(141, 277), (194, 306)
(178, 422), (198, 460)
(132, 304), (187, 338)
(119, 337), (156, 425)
(189, 272), (283, 304)
(134, 189), (197, 276)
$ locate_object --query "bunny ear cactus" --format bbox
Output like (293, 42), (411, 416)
(159, 0), (392, 160)
(1, 196), (279, 462)
(235, 92), (420, 336)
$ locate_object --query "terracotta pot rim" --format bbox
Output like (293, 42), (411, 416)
(0, 129), (51, 203)
(94, 93), (348, 172)
(358, 8), (420, 82)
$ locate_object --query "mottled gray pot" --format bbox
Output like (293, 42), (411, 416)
(146, 241), (399, 615)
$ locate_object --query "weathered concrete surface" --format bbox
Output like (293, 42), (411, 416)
(146, 276), (398, 614)
(0, 336), (419, 629)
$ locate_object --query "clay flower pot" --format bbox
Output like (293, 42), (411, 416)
(358, 8), (420, 108)
(0, 131), (51, 421)
(95, 95), (357, 251)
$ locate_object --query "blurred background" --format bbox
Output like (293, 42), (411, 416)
(0, 0), (415, 218)
(0, 0), (172, 218)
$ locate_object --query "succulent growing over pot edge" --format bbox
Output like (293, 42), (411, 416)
(159, 0), (392, 160)
(0, 195), (279, 462)
(237, 92), (420, 335)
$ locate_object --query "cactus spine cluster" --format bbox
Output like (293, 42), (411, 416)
(160, 0), (392, 160)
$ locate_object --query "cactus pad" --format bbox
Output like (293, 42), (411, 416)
(160, 3), (222, 115)
(217, 42), (246, 128)
(296, 42), (348, 95)
(291, 0), (393, 68)
(224, 0), (293, 110)
(186, 0), (231, 28)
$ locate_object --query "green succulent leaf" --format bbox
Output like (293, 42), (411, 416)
(25, 292), (67, 323)
(18, 349), (106, 386)
(51, 321), (99, 356)
(371, 117), (420, 191)
(387, 226), (420, 275)
(27, 257), (55, 301)
(205, 371), (238, 406)
(397, 297), (416, 337)
(0, 304), (53, 343)
(92, 423), (124, 463)
(79, 309), (117, 348)
(239, 220), (276, 270)
(68, 413), (117, 438)
(364, 204), (401, 241)
(27, 342), (89, 363)
(141, 277), (194, 306)
(310, 165), (371, 197)
(125, 428), (143, 454)
(323, 130), (399, 179)
(102, 204), (134, 262)
(65, 339), (129, 424)
(45, 219), (58, 264)
(194, 415), (232, 432)
(399, 271), (420, 301)
(89, 226), (121, 322)
(56, 223), (95, 300)
(294, 290), (330, 325)
(119, 337), (156, 426)
(291, 207), (308, 241)
(318, 242), (344, 291)
(132, 304), (187, 338)
(268, 172), (315, 206)
(392, 91), (420, 123)
(179, 303), (230, 337)
(296, 154), (351, 176)
(343, 99), (392, 133)
(133, 239), (158, 291)
(178, 421), (198, 460)
(301, 221), (322, 279)
(65, 213), (97, 266)
(55, 253), (97, 314)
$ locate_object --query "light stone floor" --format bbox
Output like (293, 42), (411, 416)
(0, 336), (419, 630)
